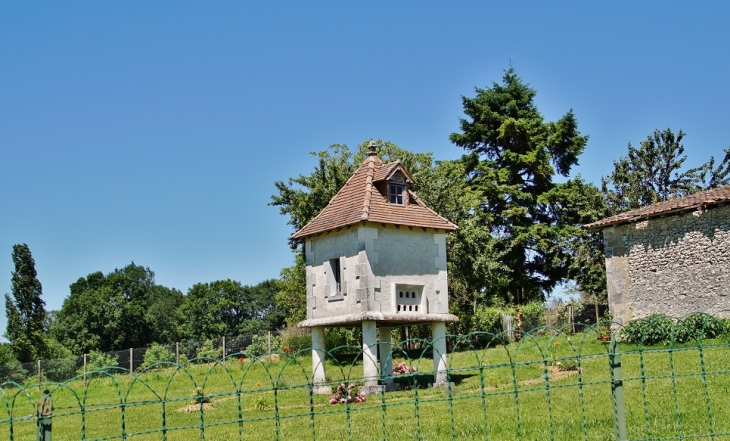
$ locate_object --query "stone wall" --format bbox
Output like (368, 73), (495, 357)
(603, 204), (730, 325)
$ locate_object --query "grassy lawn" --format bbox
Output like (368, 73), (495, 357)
(3, 332), (730, 440)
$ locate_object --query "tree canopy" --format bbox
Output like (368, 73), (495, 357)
(602, 128), (730, 215)
(55, 263), (184, 354)
(180, 278), (284, 339)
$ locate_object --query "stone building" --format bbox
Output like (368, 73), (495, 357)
(585, 186), (730, 326)
(291, 142), (458, 393)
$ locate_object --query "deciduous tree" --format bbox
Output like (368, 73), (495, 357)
(601, 128), (730, 215)
(55, 263), (184, 354)
(180, 278), (284, 339)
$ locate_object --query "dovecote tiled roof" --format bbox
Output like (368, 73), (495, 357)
(584, 186), (730, 229)
(372, 161), (413, 183)
(291, 155), (458, 240)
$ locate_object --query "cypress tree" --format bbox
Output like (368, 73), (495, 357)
(4, 244), (47, 362)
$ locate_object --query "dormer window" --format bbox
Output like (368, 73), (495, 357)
(388, 174), (406, 205)
(389, 184), (404, 205)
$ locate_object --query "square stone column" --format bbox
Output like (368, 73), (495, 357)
(431, 322), (448, 386)
(361, 320), (380, 393)
(378, 326), (394, 390)
(311, 326), (330, 394)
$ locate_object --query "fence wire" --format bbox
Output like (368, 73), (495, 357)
(1, 316), (730, 440)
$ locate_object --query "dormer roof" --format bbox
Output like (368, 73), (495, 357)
(291, 154), (458, 240)
(372, 161), (414, 184)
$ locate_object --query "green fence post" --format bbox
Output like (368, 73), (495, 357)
(36, 389), (52, 441)
(610, 339), (627, 441)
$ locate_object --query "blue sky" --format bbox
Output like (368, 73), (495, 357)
(2, 2), (729, 341)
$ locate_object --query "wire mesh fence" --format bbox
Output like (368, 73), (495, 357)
(1, 333), (280, 386)
(2, 315), (730, 440)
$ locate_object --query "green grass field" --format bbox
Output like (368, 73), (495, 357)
(3, 332), (730, 440)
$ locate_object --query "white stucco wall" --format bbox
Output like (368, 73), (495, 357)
(305, 228), (362, 320)
(371, 228), (448, 314)
(304, 224), (449, 321)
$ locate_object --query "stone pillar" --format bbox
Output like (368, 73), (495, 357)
(378, 326), (394, 390)
(311, 326), (330, 394)
(432, 322), (448, 386)
(361, 320), (379, 393)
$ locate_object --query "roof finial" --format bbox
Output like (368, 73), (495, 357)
(367, 139), (377, 156)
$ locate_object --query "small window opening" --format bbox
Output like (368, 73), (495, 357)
(395, 285), (423, 314)
(389, 184), (404, 205)
(329, 258), (341, 296)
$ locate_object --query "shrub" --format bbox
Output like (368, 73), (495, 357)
(572, 297), (609, 326)
(139, 343), (176, 371)
(472, 306), (507, 346)
(226, 335), (254, 354)
(41, 339), (76, 382)
(620, 314), (674, 345)
(0, 360), (28, 384)
(520, 302), (545, 332)
(79, 351), (119, 377)
(194, 387), (210, 404)
(196, 340), (222, 361)
(557, 359), (578, 371)
(0, 344), (28, 384)
(325, 327), (361, 351)
(254, 395), (269, 410)
(246, 334), (281, 357)
(473, 307), (502, 334)
(723, 318), (730, 334)
(43, 357), (77, 382)
(675, 313), (727, 343)
(280, 335), (311, 354)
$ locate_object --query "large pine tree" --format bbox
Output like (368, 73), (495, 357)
(4, 243), (48, 362)
(450, 68), (589, 302)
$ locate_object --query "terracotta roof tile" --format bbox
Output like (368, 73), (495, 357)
(372, 161), (413, 183)
(291, 156), (458, 240)
(585, 186), (730, 229)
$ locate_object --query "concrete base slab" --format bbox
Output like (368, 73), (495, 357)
(312, 385), (332, 395)
(360, 385), (385, 395)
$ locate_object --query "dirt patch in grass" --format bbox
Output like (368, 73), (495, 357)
(177, 403), (213, 412)
(520, 365), (578, 386)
